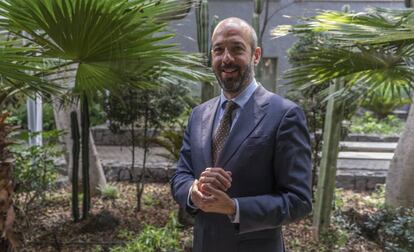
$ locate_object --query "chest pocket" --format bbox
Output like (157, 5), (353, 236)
(243, 134), (270, 149)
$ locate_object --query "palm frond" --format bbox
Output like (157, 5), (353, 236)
(276, 7), (414, 104)
(0, 0), (210, 98)
(0, 40), (64, 107)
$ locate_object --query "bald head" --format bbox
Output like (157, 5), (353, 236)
(212, 17), (258, 52)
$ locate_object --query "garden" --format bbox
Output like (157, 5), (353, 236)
(1, 0), (414, 251)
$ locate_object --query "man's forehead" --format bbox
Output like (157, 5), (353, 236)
(212, 24), (250, 45)
(212, 36), (246, 47)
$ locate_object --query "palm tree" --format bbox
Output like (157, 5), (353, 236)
(0, 0), (211, 217)
(273, 7), (414, 208)
(0, 39), (62, 251)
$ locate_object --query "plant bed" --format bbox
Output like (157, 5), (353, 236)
(12, 182), (390, 251)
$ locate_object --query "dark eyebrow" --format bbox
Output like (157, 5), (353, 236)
(212, 42), (223, 48)
(212, 41), (246, 48)
(232, 42), (245, 47)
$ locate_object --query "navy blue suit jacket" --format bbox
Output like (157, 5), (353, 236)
(171, 85), (312, 252)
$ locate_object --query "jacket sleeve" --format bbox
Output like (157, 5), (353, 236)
(170, 111), (198, 215)
(236, 106), (312, 234)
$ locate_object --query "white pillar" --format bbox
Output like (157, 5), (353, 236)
(23, 31), (43, 146)
(27, 94), (42, 146)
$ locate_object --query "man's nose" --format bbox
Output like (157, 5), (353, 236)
(222, 48), (234, 64)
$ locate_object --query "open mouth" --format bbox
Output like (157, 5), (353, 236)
(222, 68), (238, 73)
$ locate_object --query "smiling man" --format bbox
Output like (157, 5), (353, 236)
(171, 17), (312, 252)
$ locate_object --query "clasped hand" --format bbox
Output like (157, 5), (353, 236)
(190, 167), (236, 215)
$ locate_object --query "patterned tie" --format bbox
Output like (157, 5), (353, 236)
(212, 100), (238, 165)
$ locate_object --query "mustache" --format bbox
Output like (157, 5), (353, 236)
(220, 64), (240, 70)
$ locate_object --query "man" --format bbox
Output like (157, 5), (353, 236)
(171, 17), (312, 252)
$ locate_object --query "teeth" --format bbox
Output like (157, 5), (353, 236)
(223, 69), (236, 73)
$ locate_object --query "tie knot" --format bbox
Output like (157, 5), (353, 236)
(224, 100), (237, 112)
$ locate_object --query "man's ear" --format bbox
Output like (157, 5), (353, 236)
(253, 47), (262, 65)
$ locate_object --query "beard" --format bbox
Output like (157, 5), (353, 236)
(214, 61), (254, 94)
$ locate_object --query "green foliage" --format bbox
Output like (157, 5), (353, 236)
(6, 99), (105, 130)
(364, 207), (414, 251)
(111, 213), (182, 252)
(350, 112), (405, 135)
(98, 183), (119, 201)
(0, 39), (62, 109)
(361, 89), (411, 118)
(287, 33), (357, 196)
(334, 188), (345, 210)
(11, 130), (63, 210)
(318, 228), (349, 252)
(151, 110), (190, 162)
(0, 0), (211, 99)
(6, 102), (55, 130)
(286, 33), (329, 194)
(273, 8), (414, 108)
(105, 84), (193, 135)
(142, 193), (161, 207)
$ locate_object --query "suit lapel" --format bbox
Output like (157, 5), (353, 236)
(217, 86), (269, 167)
(201, 97), (220, 167)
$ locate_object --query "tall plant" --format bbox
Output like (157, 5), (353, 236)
(0, 0), (211, 217)
(105, 83), (191, 211)
(196, 0), (219, 102)
(0, 37), (62, 250)
(273, 7), (414, 232)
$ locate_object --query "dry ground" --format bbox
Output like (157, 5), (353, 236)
(13, 182), (384, 252)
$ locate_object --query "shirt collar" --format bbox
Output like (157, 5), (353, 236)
(219, 79), (258, 109)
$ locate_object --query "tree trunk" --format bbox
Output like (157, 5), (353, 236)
(49, 67), (106, 196)
(385, 101), (414, 207)
(312, 80), (344, 237)
(52, 98), (107, 195)
(0, 113), (20, 251)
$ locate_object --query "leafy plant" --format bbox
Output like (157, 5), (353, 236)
(0, 0), (211, 218)
(361, 88), (411, 119)
(350, 112), (405, 135)
(364, 207), (414, 251)
(111, 213), (182, 252)
(98, 184), (120, 201)
(105, 83), (193, 211)
(151, 110), (191, 162)
(11, 130), (63, 211)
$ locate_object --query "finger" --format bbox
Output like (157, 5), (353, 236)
(201, 194), (216, 203)
(191, 185), (204, 204)
(201, 171), (232, 189)
(202, 183), (226, 198)
(199, 176), (227, 191)
(207, 168), (232, 182)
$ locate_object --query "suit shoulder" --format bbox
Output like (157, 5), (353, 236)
(263, 90), (301, 113)
(191, 96), (219, 114)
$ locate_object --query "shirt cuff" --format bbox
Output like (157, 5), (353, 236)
(229, 198), (240, 223)
(187, 184), (198, 210)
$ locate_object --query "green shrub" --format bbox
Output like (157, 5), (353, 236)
(350, 112), (405, 135)
(361, 88), (411, 119)
(6, 99), (106, 130)
(11, 130), (63, 210)
(364, 207), (414, 251)
(98, 183), (119, 200)
(111, 213), (182, 252)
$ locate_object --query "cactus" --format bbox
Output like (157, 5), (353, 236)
(196, 0), (209, 56)
(81, 95), (90, 219)
(252, 0), (264, 82)
(70, 111), (80, 222)
(253, 0), (263, 47)
(196, 0), (216, 102)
